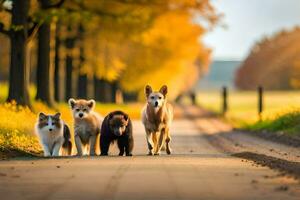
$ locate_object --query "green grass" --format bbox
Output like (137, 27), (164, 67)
(197, 90), (300, 136)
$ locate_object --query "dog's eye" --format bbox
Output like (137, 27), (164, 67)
(158, 97), (162, 99)
(76, 109), (80, 112)
(151, 96), (155, 99)
(52, 123), (55, 126)
(83, 109), (87, 112)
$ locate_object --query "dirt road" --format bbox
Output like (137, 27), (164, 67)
(0, 107), (299, 200)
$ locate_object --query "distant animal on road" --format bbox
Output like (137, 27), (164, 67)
(35, 112), (72, 157)
(100, 110), (134, 156)
(142, 85), (173, 155)
(68, 98), (102, 156)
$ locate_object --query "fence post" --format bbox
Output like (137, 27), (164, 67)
(222, 86), (228, 116)
(258, 86), (263, 120)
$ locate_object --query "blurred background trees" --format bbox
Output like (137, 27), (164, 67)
(0, 0), (220, 107)
(235, 27), (300, 90)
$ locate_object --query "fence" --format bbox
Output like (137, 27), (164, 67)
(221, 86), (264, 120)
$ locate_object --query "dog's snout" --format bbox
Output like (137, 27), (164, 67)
(49, 128), (53, 132)
(79, 113), (83, 118)
(155, 101), (159, 107)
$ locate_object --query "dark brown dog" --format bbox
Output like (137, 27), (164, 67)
(100, 111), (134, 156)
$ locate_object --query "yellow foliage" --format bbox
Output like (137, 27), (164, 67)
(121, 11), (211, 99)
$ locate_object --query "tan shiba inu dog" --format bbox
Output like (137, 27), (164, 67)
(141, 85), (173, 155)
(68, 98), (102, 156)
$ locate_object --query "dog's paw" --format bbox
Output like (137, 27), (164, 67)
(126, 153), (133, 157)
(147, 152), (153, 156)
(154, 152), (160, 156)
(166, 148), (172, 155)
(100, 153), (108, 156)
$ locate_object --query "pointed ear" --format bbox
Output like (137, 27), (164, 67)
(39, 112), (47, 120)
(145, 85), (152, 97)
(53, 112), (61, 119)
(123, 114), (129, 121)
(159, 85), (168, 97)
(68, 98), (76, 109)
(123, 114), (129, 125)
(88, 99), (96, 109)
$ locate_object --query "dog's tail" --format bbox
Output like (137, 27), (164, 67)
(62, 124), (72, 156)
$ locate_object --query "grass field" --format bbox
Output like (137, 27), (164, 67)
(197, 90), (300, 136)
(0, 83), (143, 157)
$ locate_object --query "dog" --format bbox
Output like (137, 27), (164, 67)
(141, 85), (173, 155)
(68, 98), (102, 156)
(100, 111), (134, 156)
(35, 112), (72, 157)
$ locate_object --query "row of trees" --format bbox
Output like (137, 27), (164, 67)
(0, 0), (220, 108)
(235, 27), (300, 90)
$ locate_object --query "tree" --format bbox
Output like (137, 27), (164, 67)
(35, 0), (65, 106)
(235, 27), (300, 90)
(0, 0), (37, 107)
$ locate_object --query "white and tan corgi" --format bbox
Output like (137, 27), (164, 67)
(68, 98), (102, 156)
(141, 85), (173, 155)
(35, 112), (72, 157)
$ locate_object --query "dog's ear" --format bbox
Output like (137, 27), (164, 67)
(145, 85), (152, 97)
(68, 98), (76, 109)
(88, 99), (96, 109)
(108, 112), (114, 119)
(53, 112), (61, 119)
(39, 112), (47, 120)
(159, 85), (168, 97)
(123, 114), (129, 124)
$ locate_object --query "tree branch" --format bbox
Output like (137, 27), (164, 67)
(27, 22), (40, 41)
(45, 0), (65, 9)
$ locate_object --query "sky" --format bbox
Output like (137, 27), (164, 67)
(203, 0), (300, 60)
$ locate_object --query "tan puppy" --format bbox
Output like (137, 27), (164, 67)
(68, 98), (102, 156)
(141, 85), (173, 155)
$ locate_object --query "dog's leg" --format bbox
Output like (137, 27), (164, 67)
(89, 134), (97, 156)
(117, 138), (125, 156)
(155, 128), (166, 155)
(165, 127), (172, 155)
(146, 129), (154, 155)
(75, 135), (83, 156)
(42, 143), (51, 157)
(52, 140), (63, 156)
(100, 136), (110, 156)
(127, 136), (134, 156)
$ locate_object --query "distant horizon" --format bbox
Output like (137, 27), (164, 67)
(212, 57), (242, 61)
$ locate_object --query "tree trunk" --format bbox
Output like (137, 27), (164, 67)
(77, 74), (88, 99)
(36, 23), (54, 106)
(35, 0), (55, 106)
(64, 24), (76, 102)
(54, 20), (62, 102)
(111, 81), (118, 103)
(7, 0), (31, 107)
(65, 53), (73, 101)
(123, 91), (138, 102)
(77, 23), (87, 99)
(93, 77), (113, 103)
(93, 76), (101, 102)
